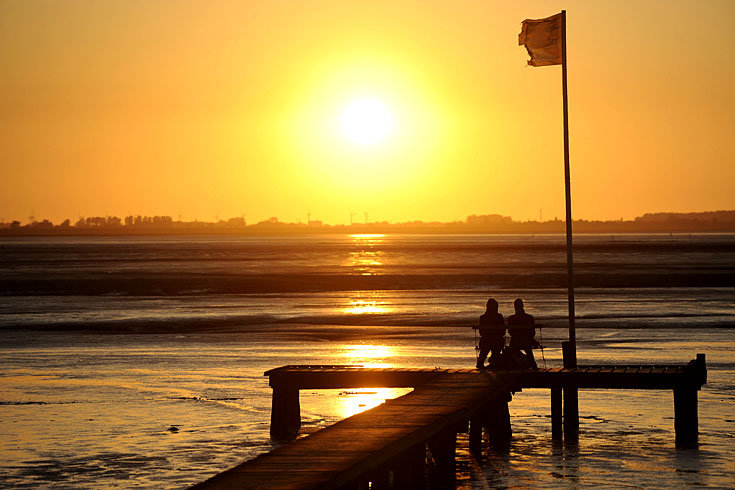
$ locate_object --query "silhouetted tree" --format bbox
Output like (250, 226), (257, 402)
(33, 219), (54, 229)
(227, 217), (246, 226)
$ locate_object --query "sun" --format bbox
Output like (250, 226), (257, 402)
(339, 98), (394, 146)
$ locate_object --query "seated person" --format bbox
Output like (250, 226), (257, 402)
(507, 298), (539, 369)
(474, 298), (505, 369)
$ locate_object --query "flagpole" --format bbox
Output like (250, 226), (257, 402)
(561, 10), (577, 368)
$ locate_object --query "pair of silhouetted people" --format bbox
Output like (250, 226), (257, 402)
(474, 298), (538, 370)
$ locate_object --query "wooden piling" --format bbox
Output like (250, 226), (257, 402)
(674, 385), (698, 447)
(368, 466), (390, 490)
(551, 385), (562, 440)
(393, 443), (426, 490)
(562, 341), (580, 442)
(481, 392), (513, 444)
(469, 415), (482, 457)
(269, 385), (300, 440)
(497, 393), (513, 440)
(672, 353), (705, 447)
(428, 427), (457, 485)
(342, 480), (369, 490)
(563, 385), (579, 442)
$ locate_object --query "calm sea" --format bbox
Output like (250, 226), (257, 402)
(1, 234), (734, 488)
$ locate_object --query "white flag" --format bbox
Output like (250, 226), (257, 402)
(518, 13), (563, 67)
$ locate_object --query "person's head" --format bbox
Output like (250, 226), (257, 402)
(514, 298), (524, 313)
(486, 298), (498, 313)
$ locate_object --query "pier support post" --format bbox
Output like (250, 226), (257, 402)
(481, 392), (512, 444)
(563, 385), (579, 442)
(269, 385), (300, 440)
(551, 385), (562, 440)
(342, 480), (369, 490)
(562, 341), (579, 442)
(368, 466), (390, 490)
(428, 428), (456, 486)
(469, 415), (483, 457)
(674, 385), (698, 447)
(393, 443), (426, 490)
(497, 392), (513, 440)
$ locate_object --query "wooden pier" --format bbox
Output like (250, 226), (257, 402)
(193, 356), (706, 489)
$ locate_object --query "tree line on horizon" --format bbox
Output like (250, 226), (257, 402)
(2, 210), (735, 235)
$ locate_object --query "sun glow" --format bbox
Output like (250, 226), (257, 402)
(339, 98), (394, 146)
(278, 59), (450, 209)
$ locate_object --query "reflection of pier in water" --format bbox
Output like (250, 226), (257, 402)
(194, 357), (706, 489)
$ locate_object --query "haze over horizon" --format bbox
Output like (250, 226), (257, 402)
(2, 0), (734, 224)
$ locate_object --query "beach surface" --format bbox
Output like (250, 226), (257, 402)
(1, 234), (734, 487)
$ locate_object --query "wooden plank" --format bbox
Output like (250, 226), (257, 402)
(240, 363), (707, 490)
(197, 371), (516, 489)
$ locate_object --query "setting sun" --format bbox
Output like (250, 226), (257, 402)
(339, 98), (394, 146)
(3, 2), (735, 488)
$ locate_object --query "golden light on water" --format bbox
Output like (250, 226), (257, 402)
(348, 234), (385, 275)
(334, 343), (409, 418)
(336, 387), (410, 419)
(349, 234), (386, 239)
(347, 252), (383, 275)
(343, 300), (389, 315)
(342, 344), (393, 361)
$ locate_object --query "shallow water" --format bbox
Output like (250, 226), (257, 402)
(1, 327), (734, 488)
(1, 234), (734, 487)
(2, 234), (734, 333)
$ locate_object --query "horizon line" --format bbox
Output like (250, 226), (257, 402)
(3, 209), (735, 229)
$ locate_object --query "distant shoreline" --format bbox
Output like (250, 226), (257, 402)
(2, 225), (735, 237)
(2, 211), (735, 236)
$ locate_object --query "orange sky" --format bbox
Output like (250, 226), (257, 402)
(2, 0), (734, 224)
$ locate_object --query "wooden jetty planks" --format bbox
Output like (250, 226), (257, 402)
(193, 371), (516, 490)
(266, 364), (706, 394)
(266, 366), (446, 390)
(194, 358), (707, 489)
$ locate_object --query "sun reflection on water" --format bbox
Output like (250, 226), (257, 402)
(332, 343), (409, 418)
(349, 234), (386, 239)
(336, 387), (411, 418)
(343, 299), (390, 315)
(347, 234), (385, 275)
(342, 343), (393, 364)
